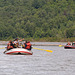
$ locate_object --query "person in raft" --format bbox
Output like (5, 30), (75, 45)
(67, 42), (71, 45)
(3, 40), (14, 53)
(72, 41), (75, 46)
(22, 40), (27, 48)
(7, 40), (14, 50)
(22, 41), (32, 50)
(13, 38), (24, 48)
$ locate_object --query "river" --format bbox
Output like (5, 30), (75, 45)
(0, 42), (75, 75)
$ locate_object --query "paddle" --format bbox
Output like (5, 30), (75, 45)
(33, 47), (53, 53)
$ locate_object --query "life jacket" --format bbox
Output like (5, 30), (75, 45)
(67, 43), (71, 45)
(7, 43), (13, 50)
(25, 42), (31, 50)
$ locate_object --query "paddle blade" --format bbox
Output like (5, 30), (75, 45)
(59, 45), (62, 47)
(46, 50), (53, 52)
(0, 47), (5, 49)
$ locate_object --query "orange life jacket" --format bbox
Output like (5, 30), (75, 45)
(25, 43), (31, 50)
(67, 43), (71, 45)
(7, 43), (13, 49)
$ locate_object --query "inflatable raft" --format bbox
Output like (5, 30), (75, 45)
(4, 48), (33, 55)
(64, 45), (75, 49)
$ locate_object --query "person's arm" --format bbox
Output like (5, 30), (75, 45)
(19, 38), (24, 42)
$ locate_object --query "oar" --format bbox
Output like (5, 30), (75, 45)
(33, 47), (53, 53)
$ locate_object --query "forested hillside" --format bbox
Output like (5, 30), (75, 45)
(0, 0), (75, 41)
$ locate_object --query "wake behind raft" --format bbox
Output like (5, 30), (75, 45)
(4, 48), (33, 55)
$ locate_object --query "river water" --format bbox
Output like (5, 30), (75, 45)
(0, 42), (75, 75)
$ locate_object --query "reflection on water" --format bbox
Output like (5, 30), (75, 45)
(0, 42), (75, 75)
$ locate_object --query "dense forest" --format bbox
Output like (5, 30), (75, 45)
(0, 0), (75, 41)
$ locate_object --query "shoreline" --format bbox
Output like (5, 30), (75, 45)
(0, 37), (75, 42)
(0, 41), (67, 46)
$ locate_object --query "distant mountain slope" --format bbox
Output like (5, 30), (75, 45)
(0, 0), (75, 40)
